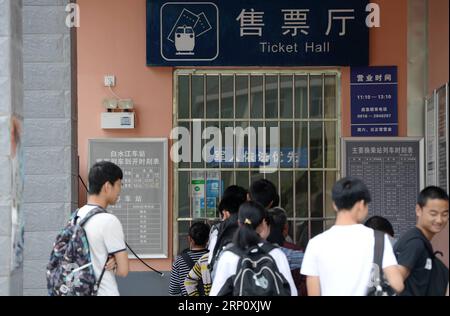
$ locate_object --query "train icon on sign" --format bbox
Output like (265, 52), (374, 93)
(175, 26), (195, 55)
(161, 3), (219, 61)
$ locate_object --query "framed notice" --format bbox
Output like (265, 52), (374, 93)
(436, 84), (449, 191)
(88, 138), (168, 258)
(425, 83), (449, 191)
(350, 66), (398, 136)
(425, 93), (437, 186)
(342, 137), (424, 238)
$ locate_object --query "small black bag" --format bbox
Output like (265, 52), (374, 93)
(367, 230), (397, 296)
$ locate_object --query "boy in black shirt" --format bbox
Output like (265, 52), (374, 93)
(394, 186), (449, 296)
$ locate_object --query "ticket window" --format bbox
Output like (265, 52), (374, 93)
(173, 70), (340, 254)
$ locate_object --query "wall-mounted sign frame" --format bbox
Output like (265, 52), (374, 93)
(88, 138), (169, 259)
(436, 84), (449, 191)
(425, 83), (449, 191)
(425, 92), (437, 186)
(342, 137), (424, 238)
(147, 0), (369, 66)
(350, 66), (398, 136)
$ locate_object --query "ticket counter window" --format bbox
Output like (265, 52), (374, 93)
(174, 71), (340, 253)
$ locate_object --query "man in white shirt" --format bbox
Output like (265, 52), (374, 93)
(301, 176), (404, 296)
(77, 161), (129, 296)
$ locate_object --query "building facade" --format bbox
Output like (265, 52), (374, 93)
(0, 0), (448, 295)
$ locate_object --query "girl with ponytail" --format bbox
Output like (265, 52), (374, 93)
(210, 201), (297, 296)
(233, 201), (270, 250)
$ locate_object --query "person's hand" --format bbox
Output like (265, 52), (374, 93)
(105, 256), (117, 271)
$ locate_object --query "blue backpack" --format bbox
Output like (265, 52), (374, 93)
(46, 208), (107, 296)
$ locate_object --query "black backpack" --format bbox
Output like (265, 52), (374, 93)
(417, 240), (449, 296)
(425, 251), (449, 296)
(397, 229), (449, 296)
(217, 243), (291, 296)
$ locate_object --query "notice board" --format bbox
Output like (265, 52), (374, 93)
(350, 66), (398, 136)
(425, 93), (437, 186)
(436, 84), (449, 191)
(342, 137), (424, 238)
(88, 138), (168, 258)
(425, 83), (449, 191)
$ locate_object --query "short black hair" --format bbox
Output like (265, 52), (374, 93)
(364, 215), (395, 237)
(222, 185), (248, 201)
(218, 195), (242, 215)
(249, 179), (279, 208)
(218, 185), (248, 216)
(189, 221), (210, 246)
(417, 186), (449, 207)
(88, 161), (123, 195)
(332, 176), (371, 211)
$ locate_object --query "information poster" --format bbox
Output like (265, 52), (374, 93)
(88, 138), (168, 258)
(342, 137), (424, 238)
(351, 66), (398, 136)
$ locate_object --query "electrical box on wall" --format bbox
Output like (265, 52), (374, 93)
(101, 112), (135, 129)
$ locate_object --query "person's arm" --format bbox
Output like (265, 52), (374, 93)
(383, 265), (404, 294)
(104, 216), (128, 277)
(306, 276), (321, 296)
(300, 238), (320, 296)
(397, 265), (410, 280)
(168, 259), (181, 296)
(392, 238), (424, 285)
(271, 249), (297, 296)
(113, 250), (129, 277)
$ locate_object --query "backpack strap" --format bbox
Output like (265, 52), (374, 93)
(371, 229), (386, 291)
(75, 206), (108, 293)
(210, 240), (234, 274)
(180, 250), (205, 296)
(227, 242), (277, 257)
(373, 230), (385, 270)
(181, 250), (195, 270)
(223, 244), (242, 257)
(95, 256), (110, 293)
(409, 235), (441, 296)
(259, 242), (277, 254)
(78, 207), (107, 227)
(70, 208), (80, 225)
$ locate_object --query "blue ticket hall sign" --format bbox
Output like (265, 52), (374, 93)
(147, 0), (369, 66)
(350, 66), (398, 136)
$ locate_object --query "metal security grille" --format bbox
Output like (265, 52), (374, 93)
(173, 70), (341, 254)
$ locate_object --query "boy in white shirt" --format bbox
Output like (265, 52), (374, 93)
(301, 176), (404, 296)
(76, 161), (129, 296)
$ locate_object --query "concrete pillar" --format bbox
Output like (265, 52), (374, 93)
(22, 0), (77, 295)
(0, 0), (24, 296)
(407, 0), (428, 136)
